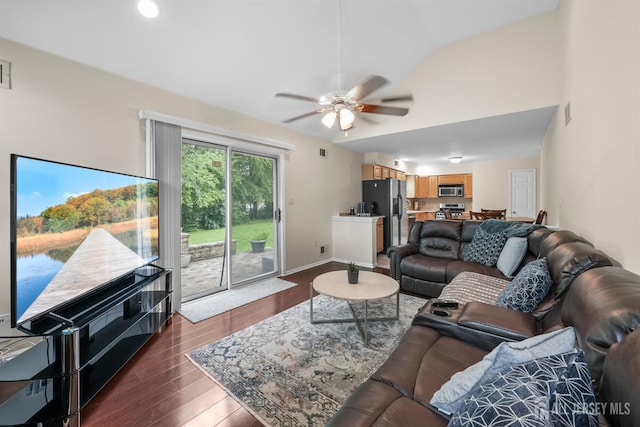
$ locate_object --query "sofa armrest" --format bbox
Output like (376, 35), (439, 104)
(387, 243), (419, 281)
(457, 302), (537, 341)
(412, 300), (537, 351)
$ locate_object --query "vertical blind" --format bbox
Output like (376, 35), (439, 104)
(150, 120), (183, 306)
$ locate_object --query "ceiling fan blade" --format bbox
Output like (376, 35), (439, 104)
(275, 93), (319, 103)
(356, 103), (409, 116)
(357, 114), (378, 125)
(283, 110), (323, 123)
(346, 75), (389, 101)
(380, 95), (414, 103)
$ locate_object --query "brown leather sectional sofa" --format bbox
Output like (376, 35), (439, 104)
(327, 221), (640, 426)
(388, 220), (614, 299)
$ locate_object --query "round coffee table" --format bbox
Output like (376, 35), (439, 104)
(310, 270), (400, 346)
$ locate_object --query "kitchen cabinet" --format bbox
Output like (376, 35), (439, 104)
(406, 175), (415, 197)
(427, 176), (439, 198)
(414, 176), (439, 198)
(416, 212), (436, 221)
(412, 173), (472, 198)
(438, 174), (464, 185)
(415, 176), (428, 198)
(373, 164), (382, 179)
(361, 164), (406, 181)
(463, 174), (473, 198)
(332, 215), (380, 267)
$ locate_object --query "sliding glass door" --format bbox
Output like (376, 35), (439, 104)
(180, 142), (228, 301)
(180, 140), (280, 302)
(230, 152), (278, 285)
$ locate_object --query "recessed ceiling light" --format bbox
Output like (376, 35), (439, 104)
(138, 0), (159, 19)
(449, 156), (463, 164)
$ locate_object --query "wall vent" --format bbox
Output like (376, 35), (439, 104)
(319, 148), (327, 157)
(0, 60), (11, 90)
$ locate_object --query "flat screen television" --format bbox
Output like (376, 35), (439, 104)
(10, 154), (160, 327)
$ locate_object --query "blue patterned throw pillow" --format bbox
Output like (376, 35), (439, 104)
(431, 327), (576, 415)
(448, 349), (598, 427)
(495, 258), (552, 312)
(463, 228), (508, 267)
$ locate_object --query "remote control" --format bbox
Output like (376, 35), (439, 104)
(431, 300), (459, 309)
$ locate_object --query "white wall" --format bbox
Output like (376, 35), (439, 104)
(541, 0), (640, 272)
(472, 157), (540, 215)
(0, 37), (363, 315)
(343, 10), (561, 141)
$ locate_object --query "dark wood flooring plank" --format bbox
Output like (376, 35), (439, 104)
(82, 261), (360, 426)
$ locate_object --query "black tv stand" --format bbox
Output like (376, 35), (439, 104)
(0, 266), (172, 427)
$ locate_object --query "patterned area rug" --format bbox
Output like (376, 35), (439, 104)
(187, 293), (427, 426)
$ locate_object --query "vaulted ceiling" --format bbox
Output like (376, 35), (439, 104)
(0, 0), (558, 165)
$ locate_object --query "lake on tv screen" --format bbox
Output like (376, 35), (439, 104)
(15, 156), (159, 323)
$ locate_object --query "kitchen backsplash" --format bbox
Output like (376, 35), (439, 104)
(408, 197), (473, 211)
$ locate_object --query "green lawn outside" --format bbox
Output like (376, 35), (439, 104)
(185, 219), (273, 252)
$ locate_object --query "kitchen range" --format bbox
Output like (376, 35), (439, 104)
(435, 203), (465, 219)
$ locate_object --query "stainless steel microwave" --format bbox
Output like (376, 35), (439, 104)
(438, 185), (463, 197)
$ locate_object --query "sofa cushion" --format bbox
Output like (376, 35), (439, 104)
(558, 266), (640, 388)
(495, 258), (552, 312)
(439, 272), (510, 305)
(496, 236), (528, 278)
(420, 237), (460, 260)
(545, 241), (614, 298)
(445, 261), (506, 283)
(325, 379), (448, 427)
(420, 220), (462, 240)
(539, 229), (592, 258)
(430, 326), (576, 415)
(463, 228), (508, 266)
(449, 349), (597, 427)
(598, 329), (640, 427)
(371, 326), (487, 407)
(459, 221), (482, 257)
(526, 227), (555, 257)
(419, 220), (462, 259)
(401, 254), (450, 283)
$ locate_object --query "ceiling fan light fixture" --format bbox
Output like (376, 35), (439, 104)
(321, 111), (337, 128)
(449, 156), (463, 164)
(339, 108), (355, 130)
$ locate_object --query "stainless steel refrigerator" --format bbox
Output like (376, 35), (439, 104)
(362, 179), (408, 253)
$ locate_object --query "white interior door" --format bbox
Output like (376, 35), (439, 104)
(508, 169), (536, 218)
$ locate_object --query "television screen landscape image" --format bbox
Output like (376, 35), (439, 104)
(11, 155), (159, 326)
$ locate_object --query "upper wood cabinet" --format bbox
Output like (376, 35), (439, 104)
(411, 173), (473, 198)
(427, 176), (438, 198)
(438, 174), (464, 185)
(415, 176), (428, 198)
(414, 176), (438, 198)
(463, 173), (473, 198)
(361, 164), (406, 181)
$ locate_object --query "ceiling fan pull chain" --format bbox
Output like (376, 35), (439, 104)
(337, 0), (343, 90)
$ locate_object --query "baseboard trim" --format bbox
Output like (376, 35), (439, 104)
(283, 259), (333, 275)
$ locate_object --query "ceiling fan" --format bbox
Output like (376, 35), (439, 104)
(276, 75), (412, 132)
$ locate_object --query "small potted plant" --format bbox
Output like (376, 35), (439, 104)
(347, 262), (359, 284)
(250, 231), (269, 253)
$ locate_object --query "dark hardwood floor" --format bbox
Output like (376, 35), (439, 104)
(82, 262), (383, 427)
